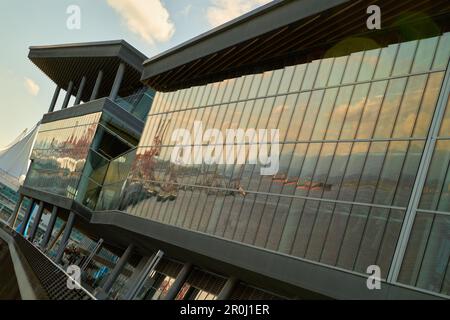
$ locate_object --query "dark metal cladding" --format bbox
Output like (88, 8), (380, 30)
(28, 40), (148, 102)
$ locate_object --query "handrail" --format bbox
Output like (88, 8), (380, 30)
(0, 222), (96, 300)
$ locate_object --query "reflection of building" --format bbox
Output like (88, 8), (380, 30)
(9, 1), (450, 299)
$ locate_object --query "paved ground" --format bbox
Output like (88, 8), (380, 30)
(0, 237), (21, 300)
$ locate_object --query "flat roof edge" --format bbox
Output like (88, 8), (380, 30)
(29, 40), (148, 72)
(141, 0), (349, 79)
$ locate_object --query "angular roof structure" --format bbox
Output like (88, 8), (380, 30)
(141, 0), (450, 91)
(29, 40), (148, 102)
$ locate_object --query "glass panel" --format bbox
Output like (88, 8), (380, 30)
(239, 75), (254, 100)
(439, 95), (450, 137)
(248, 74), (262, 99)
(297, 90), (325, 141)
(358, 48), (380, 82)
(311, 88), (339, 140)
(289, 64), (306, 93)
(324, 86), (353, 140)
(339, 83), (370, 140)
(301, 60), (320, 91)
(356, 81), (388, 139)
(278, 65), (296, 94)
(258, 71), (274, 97)
(391, 40), (417, 76)
(314, 58), (334, 88)
(373, 78), (408, 139)
(399, 213), (450, 296)
(412, 36), (439, 73)
(328, 56), (348, 87)
(342, 52), (363, 84)
(374, 44), (398, 79)
(392, 75), (428, 138)
(432, 32), (450, 70)
(267, 69), (284, 96)
(285, 92), (310, 141)
(419, 140), (450, 212)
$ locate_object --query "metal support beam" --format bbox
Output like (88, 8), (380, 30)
(90, 70), (103, 101)
(61, 81), (74, 110)
(163, 262), (192, 300)
(124, 250), (164, 300)
(110, 62), (125, 100)
(40, 205), (58, 249)
(48, 86), (60, 113)
(80, 238), (104, 271)
(217, 277), (238, 300)
(18, 199), (34, 235)
(54, 211), (76, 264)
(28, 201), (44, 242)
(46, 221), (65, 254)
(101, 243), (134, 294)
(388, 60), (450, 282)
(8, 194), (24, 227)
(74, 76), (87, 106)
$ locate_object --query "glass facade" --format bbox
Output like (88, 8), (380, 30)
(175, 268), (226, 300)
(25, 113), (101, 198)
(135, 258), (183, 300)
(96, 33), (450, 296)
(397, 87), (450, 295)
(0, 182), (30, 222)
(59, 32), (449, 297)
(26, 106), (141, 207)
(115, 87), (156, 122)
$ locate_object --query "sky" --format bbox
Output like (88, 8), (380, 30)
(0, 0), (272, 147)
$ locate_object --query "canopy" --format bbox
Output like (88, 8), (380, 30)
(0, 123), (39, 191)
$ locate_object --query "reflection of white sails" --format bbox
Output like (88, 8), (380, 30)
(56, 157), (85, 172)
(0, 123), (39, 191)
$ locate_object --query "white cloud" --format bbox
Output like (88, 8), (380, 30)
(107, 0), (175, 45)
(207, 0), (272, 27)
(24, 78), (40, 96)
(180, 4), (193, 17)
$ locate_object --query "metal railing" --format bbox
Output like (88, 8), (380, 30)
(1, 223), (95, 300)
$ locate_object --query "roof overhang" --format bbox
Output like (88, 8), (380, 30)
(29, 40), (148, 101)
(142, 0), (450, 91)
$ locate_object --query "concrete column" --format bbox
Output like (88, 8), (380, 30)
(217, 277), (238, 300)
(110, 62), (125, 100)
(18, 199), (35, 235)
(90, 70), (103, 101)
(8, 194), (24, 227)
(74, 76), (87, 106)
(163, 262), (192, 300)
(61, 81), (74, 110)
(48, 86), (61, 113)
(28, 201), (45, 242)
(101, 243), (134, 294)
(40, 205), (58, 249)
(54, 211), (76, 264)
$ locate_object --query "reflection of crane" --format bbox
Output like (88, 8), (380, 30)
(147, 115), (171, 182)
(148, 115), (182, 201)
